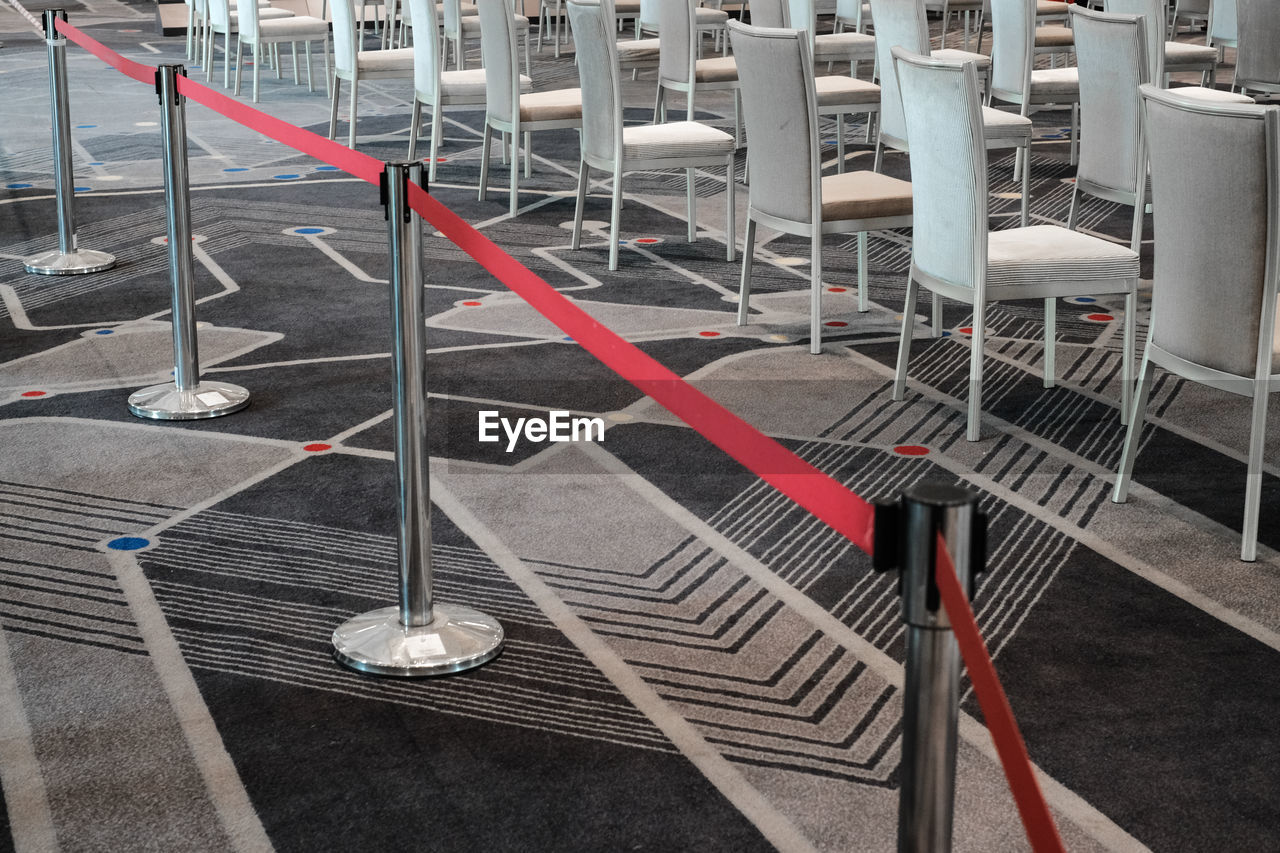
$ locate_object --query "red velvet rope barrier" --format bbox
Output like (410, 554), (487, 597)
(49, 21), (1065, 850)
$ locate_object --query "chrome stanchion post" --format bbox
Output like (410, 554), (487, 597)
(128, 64), (250, 420)
(331, 162), (504, 677)
(873, 483), (986, 853)
(24, 9), (116, 276)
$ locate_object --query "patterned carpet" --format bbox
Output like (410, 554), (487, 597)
(1, 1), (1278, 851)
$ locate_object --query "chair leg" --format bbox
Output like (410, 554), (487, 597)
(931, 292), (942, 337)
(1066, 181), (1080, 231)
(1121, 287), (1136, 425)
(408, 99), (422, 160)
(836, 114), (846, 174)
(1241, 380), (1270, 561)
(685, 168), (696, 243)
(609, 170), (624, 271)
(738, 218), (756, 325)
(1070, 101), (1080, 165)
(893, 276), (919, 400)
(348, 76), (359, 148)
(305, 41), (315, 93)
(654, 84), (664, 124)
(873, 140), (884, 173)
(524, 131), (532, 178)
(479, 123), (492, 202)
(233, 35), (244, 96)
(809, 231), (823, 355)
(724, 152), (735, 263)
(733, 88), (742, 148)
(429, 103), (443, 180)
(572, 159), (588, 250)
(856, 231), (868, 313)
(329, 77), (342, 140)
(1043, 296), (1056, 388)
(510, 129), (521, 217)
(1111, 347), (1155, 503)
(1129, 196), (1144, 253)
(966, 302), (986, 441)
(1020, 139), (1031, 227)
(253, 41), (263, 102)
(223, 32), (232, 88)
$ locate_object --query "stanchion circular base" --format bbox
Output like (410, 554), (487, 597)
(332, 604), (504, 677)
(24, 249), (117, 276)
(127, 381), (250, 420)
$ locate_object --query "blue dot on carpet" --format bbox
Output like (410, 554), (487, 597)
(107, 536), (150, 551)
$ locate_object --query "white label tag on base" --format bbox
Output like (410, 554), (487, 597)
(197, 391), (229, 406)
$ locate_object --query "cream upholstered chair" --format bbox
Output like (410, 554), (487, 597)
(444, 0), (530, 73)
(477, 0), (581, 215)
(751, 0), (881, 172)
(1105, 0), (1216, 86)
(890, 46), (1140, 441)
(988, 0), (1080, 166)
(1114, 87), (1280, 562)
(787, 0), (877, 75)
(232, 0), (330, 102)
(205, 0), (293, 87)
(730, 20), (912, 352)
(566, 0), (736, 271)
(327, 0), (414, 149)
(1169, 0), (1209, 37)
(655, 0), (741, 146)
(871, 0), (1030, 227)
(407, 0), (524, 176)
(638, 0), (730, 56)
(1235, 0), (1280, 97)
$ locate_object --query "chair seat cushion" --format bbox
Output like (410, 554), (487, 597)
(694, 56), (738, 83)
(356, 46), (415, 72)
(615, 0), (641, 13)
(440, 69), (529, 98)
(1036, 0), (1067, 16)
(933, 48), (991, 68)
(617, 37), (661, 63)
(820, 170), (912, 222)
(519, 87), (582, 122)
(1164, 41), (1218, 66)
(1027, 67), (1078, 96)
(258, 14), (329, 36)
(1033, 25), (1073, 47)
(622, 120), (734, 161)
(695, 6), (728, 25)
(814, 74), (880, 106)
(227, 8), (294, 30)
(813, 32), (876, 61)
(436, 2), (478, 15)
(1168, 85), (1254, 104)
(987, 225), (1138, 288)
(459, 12), (526, 33)
(980, 106), (1033, 138)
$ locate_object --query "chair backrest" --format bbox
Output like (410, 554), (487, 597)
(443, 0), (465, 38)
(566, 0), (624, 166)
(478, 0), (519, 124)
(870, 0), (931, 148)
(836, 0), (867, 29)
(658, 0), (697, 87)
(989, 0), (1034, 97)
(639, 0), (659, 31)
(208, 0), (232, 31)
(786, 0), (818, 48)
(408, 0), (444, 95)
(331, 0), (360, 75)
(749, 0), (788, 28)
(1209, 0), (1238, 46)
(891, 46), (987, 290)
(1103, 0), (1163, 82)
(1236, 0), (1280, 91)
(1071, 6), (1149, 196)
(1140, 85), (1280, 378)
(728, 21), (821, 225)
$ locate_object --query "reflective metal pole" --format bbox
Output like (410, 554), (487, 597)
(332, 162), (504, 677)
(24, 9), (116, 276)
(874, 483), (984, 853)
(127, 64), (250, 420)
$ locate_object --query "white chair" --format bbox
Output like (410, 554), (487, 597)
(1105, 0), (1217, 86)
(1169, 0), (1209, 37)
(1208, 0), (1237, 66)
(232, 0), (330, 102)
(870, 0), (1031, 227)
(751, 0), (882, 171)
(654, 0), (741, 146)
(444, 0), (530, 73)
(890, 46), (1140, 441)
(204, 0), (293, 88)
(1114, 87), (1280, 562)
(834, 0), (872, 33)
(328, 0), (415, 148)
(730, 20), (912, 352)
(478, 0), (581, 214)
(638, 0), (730, 56)
(988, 0), (1081, 167)
(787, 0), (877, 75)
(538, 0), (572, 57)
(566, 0), (737, 271)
